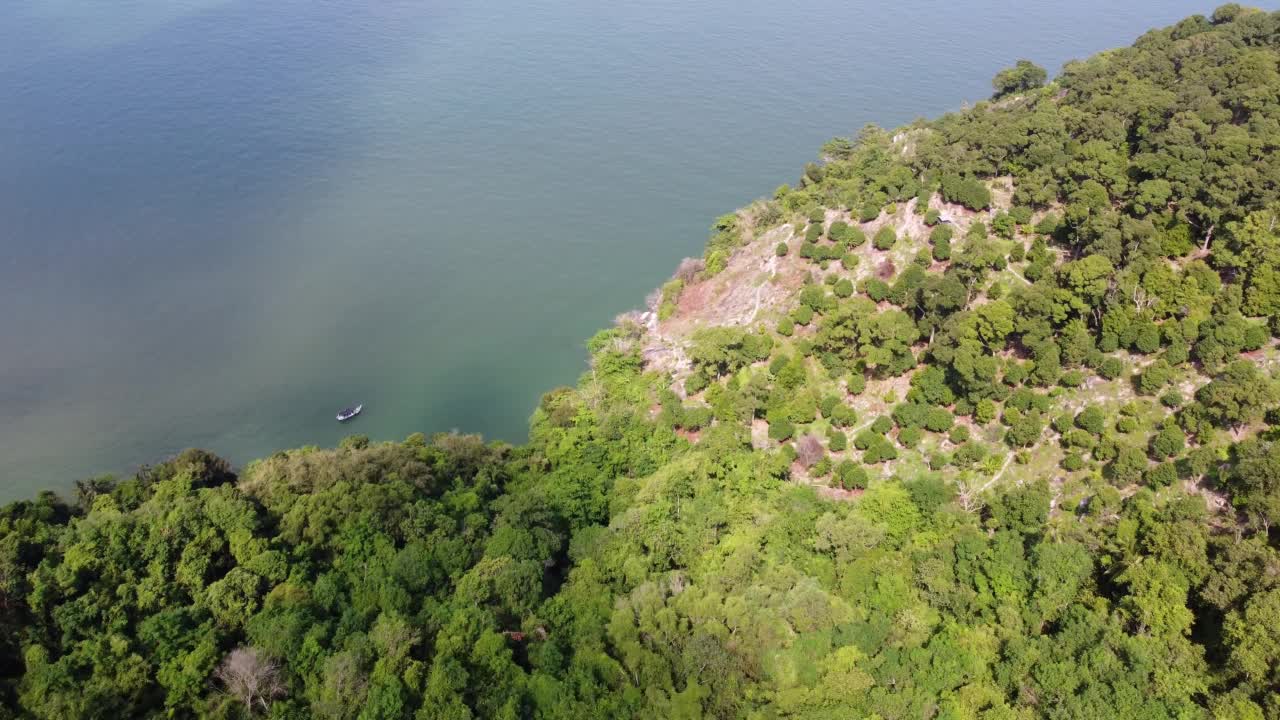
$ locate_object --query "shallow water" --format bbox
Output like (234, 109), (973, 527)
(0, 0), (1218, 499)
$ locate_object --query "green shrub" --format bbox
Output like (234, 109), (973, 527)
(859, 203), (881, 222)
(974, 399), (997, 424)
(1075, 406), (1106, 435)
(835, 460), (868, 489)
(828, 220), (850, 244)
(805, 223), (823, 243)
(831, 404), (858, 427)
(682, 407), (714, 431)
(808, 207), (826, 224)
(871, 416), (893, 434)
(827, 430), (847, 452)
(812, 457), (832, 477)
(1059, 370), (1085, 388)
(1132, 321), (1162, 354)
(924, 208), (940, 226)
(768, 354), (789, 375)
(1034, 213), (1060, 235)
(847, 374), (867, 396)
(775, 241), (789, 257)
(898, 426), (923, 448)
(932, 238), (951, 262)
(685, 372), (710, 395)
(940, 175), (991, 210)
(865, 279), (890, 302)
(861, 436), (899, 463)
(1160, 389), (1184, 408)
(1150, 425), (1186, 459)
(776, 318), (794, 336)
(792, 305), (814, 325)
(1099, 357), (1126, 380)
(841, 253), (860, 270)
(873, 226), (897, 251)
(833, 279), (855, 298)
(923, 407), (954, 433)
(1116, 416), (1138, 434)
(948, 425), (971, 444)
(844, 226), (867, 248)
(1138, 359), (1173, 394)
(1146, 462), (1178, 488)
(1062, 453), (1085, 472)
(992, 212), (1016, 239)
(768, 418), (795, 442)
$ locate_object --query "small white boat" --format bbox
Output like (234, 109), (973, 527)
(336, 404), (363, 422)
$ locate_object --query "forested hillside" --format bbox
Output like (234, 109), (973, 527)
(6, 6), (1280, 719)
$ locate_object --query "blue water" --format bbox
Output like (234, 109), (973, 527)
(0, 0), (1221, 499)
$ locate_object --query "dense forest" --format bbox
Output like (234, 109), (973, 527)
(7, 5), (1280, 719)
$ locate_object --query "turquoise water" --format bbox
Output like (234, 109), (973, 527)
(0, 0), (1218, 499)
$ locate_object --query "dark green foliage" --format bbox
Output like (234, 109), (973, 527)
(775, 241), (789, 257)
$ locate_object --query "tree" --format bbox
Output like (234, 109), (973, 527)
(215, 647), (286, 714)
(1230, 439), (1280, 532)
(1223, 589), (1280, 685)
(1197, 360), (1278, 433)
(992, 60), (1047, 98)
(1150, 425), (1186, 460)
(796, 435), (824, 468)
